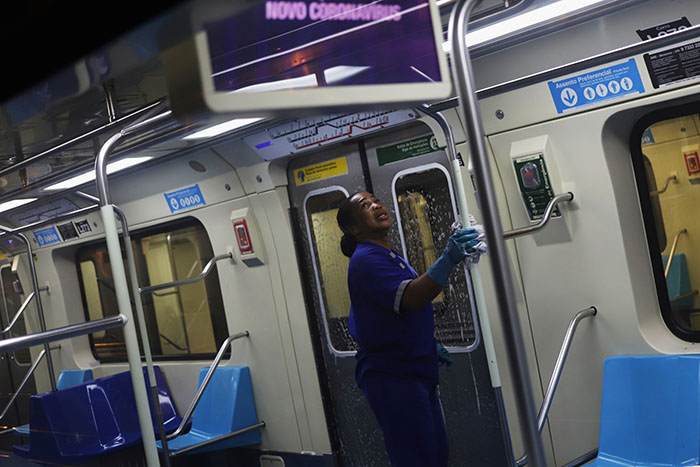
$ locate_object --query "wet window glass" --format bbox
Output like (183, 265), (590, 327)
(395, 167), (476, 348)
(77, 218), (228, 361)
(305, 189), (357, 353)
(637, 113), (700, 338)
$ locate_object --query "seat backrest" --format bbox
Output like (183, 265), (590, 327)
(191, 366), (258, 437)
(57, 369), (94, 390)
(597, 355), (700, 465)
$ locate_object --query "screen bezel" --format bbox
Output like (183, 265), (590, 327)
(191, 0), (452, 116)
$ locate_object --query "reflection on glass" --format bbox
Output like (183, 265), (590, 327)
(395, 168), (475, 347)
(77, 219), (228, 361)
(305, 190), (356, 352)
(640, 113), (700, 334)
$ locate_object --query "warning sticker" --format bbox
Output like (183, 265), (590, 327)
(644, 40), (700, 88)
(294, 157), (348, 186)
(547, 59), (645, 113)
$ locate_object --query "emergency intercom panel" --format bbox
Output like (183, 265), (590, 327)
(509, 135), (572, 244)
(230, 207), (266, 267)
(683, 144), (700, 184)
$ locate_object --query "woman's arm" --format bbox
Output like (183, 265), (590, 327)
(400, 273), (443, 311)
(400, 228), (479, 312)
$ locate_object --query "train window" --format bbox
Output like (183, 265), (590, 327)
(303, 187), (357, 354)
(77, 218), (228, 361)
(393, 165), (476, 348)
(633, 110), (700, 341)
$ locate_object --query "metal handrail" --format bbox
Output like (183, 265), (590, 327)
(0, 227), (57, 391)
(165, 331), (250, 441)
(517, 307), (597, 467)
(418, 104), (516, 465)
(504, 193), (574, 239)
(650, 175), (677, 197)
(665, 229), (687, 279)
(139, 252), (233, 295)
(0, 315), (127, 355)
(449, 0), (546, 464)
(0, 346), (58, 421)
(0, 286), (49, 336)
(170, 421), (266, 456)
(670, 290), (698, 303)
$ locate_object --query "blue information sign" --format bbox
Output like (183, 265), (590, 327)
(642, 128), (656, 145)
(164, 184), (206, 213)
(33, 226), (62, 247)
(548, 59), (645, 114)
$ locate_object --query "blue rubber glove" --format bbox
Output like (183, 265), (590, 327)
(428, 228), (479, 287)
(437, 343), (453, 371)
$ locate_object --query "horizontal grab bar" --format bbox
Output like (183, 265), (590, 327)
(139, 253), (233, 295)
(166, 331), (250, 441)
(650, 174), (677, 197)
(0, 315), (127, 354)
(504, 192), (574, 239)
(170, 421), (265, 456)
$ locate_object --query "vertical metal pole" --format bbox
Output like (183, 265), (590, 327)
(94, 134), (161, 467)
(0, 227), (57, 392)
(420, 106), (516, 465)
(76, 191), (171, 463)
(448, 1), (547, 466)
(114, 206), (172, 464)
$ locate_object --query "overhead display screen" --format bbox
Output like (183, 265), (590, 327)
(165, 0), (451, 117)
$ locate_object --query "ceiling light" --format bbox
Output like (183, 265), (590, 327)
(183, 117), (265, 140)
(0, 198), (37, 214)
(43, 156), (153, 191)
(443, 0), (610, 52)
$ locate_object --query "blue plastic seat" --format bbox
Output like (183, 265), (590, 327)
(14, 369), (94, 436)
(662, 254), (693, 308)
(590, 355), (700, 466)
(157, 366), (261, 455)
(13, 366), (183, 465)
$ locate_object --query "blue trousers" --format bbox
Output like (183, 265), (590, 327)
(360, 372), (448, 467)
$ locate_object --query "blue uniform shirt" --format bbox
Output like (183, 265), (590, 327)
(348, 242), (438, 385)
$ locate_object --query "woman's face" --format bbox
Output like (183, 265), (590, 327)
(348, 192), (392, 237)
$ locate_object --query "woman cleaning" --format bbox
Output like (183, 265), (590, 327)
(336, 191), (483, 467)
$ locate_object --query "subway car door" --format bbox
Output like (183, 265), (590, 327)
(288, 122), (511, 466)
(364, 123), (510, 465)
(0, 264), (35, 450)
(287, 144), (391, 466)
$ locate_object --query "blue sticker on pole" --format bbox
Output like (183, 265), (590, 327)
(164, 184), (206, 213)
(33, 226), (62, 247)
(548, 59), (645, 114)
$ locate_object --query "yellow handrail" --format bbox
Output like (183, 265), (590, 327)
(665, 229), (688, 279)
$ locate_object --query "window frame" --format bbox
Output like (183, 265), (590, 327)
(629, 100), (700, 343)
(75, 216), (229, 362)
(391, 162), (481, 353)
(302, 185), (356, 357)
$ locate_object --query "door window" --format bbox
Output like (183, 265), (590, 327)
(304, 187), (357, 353)
(394, 165), (477, 348)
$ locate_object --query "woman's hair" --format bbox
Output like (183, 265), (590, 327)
(337, 194), (359, 258)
